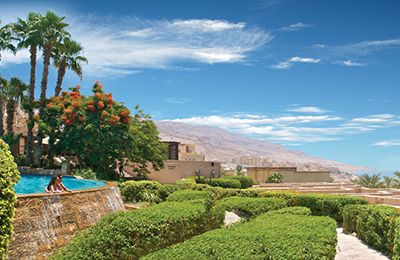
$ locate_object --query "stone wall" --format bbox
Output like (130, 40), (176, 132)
(247, 167), (331, 183)
(6, 183), (124, 260)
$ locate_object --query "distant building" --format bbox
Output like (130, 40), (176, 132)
(247, 166), (331, 183)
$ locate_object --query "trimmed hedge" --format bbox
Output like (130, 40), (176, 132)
(51, 200), (224, 260)
(144, 211), (337, 260)
(167, 190), (213, 202)
(119, 180), (163, 203)
(209, 178), (241, 189)
(266, 206), (312, 216)
(214, 196), (287, 217)
(158, 184), (179, 201)
(223, 176), (254, 189)
(342, 204), (367, 234)
(0, 140), (20, 258)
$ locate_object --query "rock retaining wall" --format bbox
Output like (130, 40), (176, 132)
(6, 183), (124, 259)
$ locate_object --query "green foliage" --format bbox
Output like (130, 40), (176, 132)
(355, 205), (400, 256)
(144, 212), (337, 260)
(267, 172), (283, 183)
(209, 178), (241, 189)
(214, 196), (287, 217)
(175, 178), (197, 189)
(223, 175), (254, 189)
(159, 184), (179, 201)
(266, 206), (312, 216)
(342, 204), (367, 234)
(73, 168), (97, 179)
(235, 164), (244, 176)
(393, 219), (400, 260)
(0, 140), (20, 258)
(356, 173), (383, 188)
(167, 190), (215, 209)
(51, 201), (224, 260)
(119, 180), (162, 203)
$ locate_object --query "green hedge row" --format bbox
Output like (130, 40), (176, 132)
(51, 200), (224, 260)
(343, 204), (400, 257)
(0, 140), (20, 258)
(193, 175), (255, 189)
(214, 196), (287, 217)
(265, 206), (312, 216)
(119, 180), (163, 203)
(143, 210), (337, 260)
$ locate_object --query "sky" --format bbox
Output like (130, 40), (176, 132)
(1, 0), (400, 173)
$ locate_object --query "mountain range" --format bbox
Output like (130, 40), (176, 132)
(156, 121), (369, 181)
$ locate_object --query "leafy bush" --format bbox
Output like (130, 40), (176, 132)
(119, 180), (162, 203)
(214, 196), (287, 217)
(0, 140), (20, 258)
(167, 190), (215, 209)
(51, 200), (224, 260)
(223, 176), (254, 189)
(342, 204), (367, 234)
(159, 184), (179, 201)
(266, 206), (312, 216)
(209, 178), (241, 189)
(175, 178), (197, 189)
(267, 172), (283, 183)
(355, 204), (400, 256)
(144, 211), (337, 260)
(393, 219), (400, 260)
(73, 168), (97, 179)
(293, 194), (368, 222)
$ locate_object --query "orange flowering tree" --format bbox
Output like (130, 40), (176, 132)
(40, 81), (166, 178)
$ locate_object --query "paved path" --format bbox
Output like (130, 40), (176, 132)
(335, 228), (389, 260)
(224, 211), (241, 226)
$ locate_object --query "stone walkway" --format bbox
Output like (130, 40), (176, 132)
(224, 211), (242, 226)
(335, 228), (388, 260)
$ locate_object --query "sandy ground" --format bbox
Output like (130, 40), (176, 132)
(335, 228), (389, 260)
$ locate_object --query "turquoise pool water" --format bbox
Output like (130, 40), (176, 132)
(15, 174), (106, 195)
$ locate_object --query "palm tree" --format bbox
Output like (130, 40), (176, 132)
(3, 77), (28, 134)
(53, 37), (87, 96)
(12, 12), (42, 164)
(0, 20), (16, 62)
(0, 77), (7, 136)
(357, 173), (383, 188)
(35, 11), (70, 166)
(383, 176), (394, 188)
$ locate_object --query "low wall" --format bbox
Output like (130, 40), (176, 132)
(247, 167), (331, 183)
(147, 160), (221, 184)
(6, 183), (124, 260)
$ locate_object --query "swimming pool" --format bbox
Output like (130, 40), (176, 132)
(15, 174), (106, 195)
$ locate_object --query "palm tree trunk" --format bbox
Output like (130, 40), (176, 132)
(34, 44), (51, 167)
(6, 101), (15, 134)
(26, 45), (37, 165)
(0, 99), (4, 136)
(55, 61), (66, 96)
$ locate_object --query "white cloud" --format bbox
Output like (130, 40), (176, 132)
(270, 56), (320, 70)
(164, 97), (191, 104)
(165, 112), (400, 143)
(373, 140), (400, 147)
(351, 114), (396, 124)
(170, 19), (245, 32)
(280, 22), (314, 32)
(340, 60), (365, 67)
(0, 49), (31, 67)
(287, 106), (327, 114)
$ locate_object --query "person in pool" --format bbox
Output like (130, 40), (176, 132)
(45, 175), (72, 193)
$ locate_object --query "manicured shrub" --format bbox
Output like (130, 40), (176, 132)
(0, 140), (20, 258)
(342, 204), (367, 234)
(223, 176), (254, 189)
(214, 188), (261, 200)
(258, 190), (298, 205)
(167, 190), (213, 202)
(266, 206), (312, 216)
(159, 184), (179, 201)
(52, 200), (224, 260)
(393, 219), (400, 260)
(209, 178), (241, 189)
(175, 178), (197, 189)
(144, 212), (337, 260)
(355, 204), (400, 256)
(291, 193), (368, 222)
(214, 196), (287, 217)
(118, 180), (162, 203)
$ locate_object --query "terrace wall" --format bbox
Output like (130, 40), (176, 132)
(6, 183), (124, 260)
(247, 167), (331, 183)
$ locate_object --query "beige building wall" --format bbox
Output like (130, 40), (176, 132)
(247, 167), (331, 183)
(147, 160), (221, 184)
(178, 143), (205, 161)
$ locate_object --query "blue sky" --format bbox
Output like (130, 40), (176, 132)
(1, 0), (400, 172)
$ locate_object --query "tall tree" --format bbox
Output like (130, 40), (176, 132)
(53, 38), (87, 96)
(34, 11), (70, 166)
(3, 77), (28, 134)
(0, 77), (7, 136)
(0, 20), (16, 62)
(12, 12), (42, 164)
